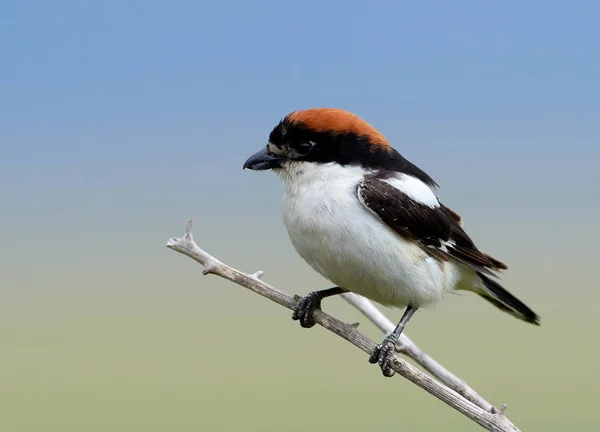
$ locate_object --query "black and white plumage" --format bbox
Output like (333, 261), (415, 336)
(358, 171), (507, 276)
(243, 108), (540, 377)
(357, 172), (538, 324)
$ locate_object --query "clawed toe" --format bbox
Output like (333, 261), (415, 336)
(292, 292), (322, 328)
(369, 340), (396, 377)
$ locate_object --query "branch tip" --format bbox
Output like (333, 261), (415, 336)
(251, 270), (264, 279)
(185, 219), (195, 234)
(166, 237), (179, 247)
(202, 263), (220, 275)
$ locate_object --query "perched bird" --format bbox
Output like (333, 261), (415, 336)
(243, 108), (540, 377)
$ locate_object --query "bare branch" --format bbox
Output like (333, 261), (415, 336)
(340, 293), (495, 412)
(166, 221), (520, 432)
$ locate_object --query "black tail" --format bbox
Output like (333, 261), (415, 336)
(477, 273), (540, 325)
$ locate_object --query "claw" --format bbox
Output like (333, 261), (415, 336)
(292, 292), (322, 328)
(369, 338), (397, 377)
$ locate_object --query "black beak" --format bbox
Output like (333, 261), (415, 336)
(243, 148), (284, 171)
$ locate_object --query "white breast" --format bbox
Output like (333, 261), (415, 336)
(277, 162), (460, 309)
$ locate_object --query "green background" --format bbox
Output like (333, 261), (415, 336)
(2, 200), (597, 430)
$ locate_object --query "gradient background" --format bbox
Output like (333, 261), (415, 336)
(2, 1), (599, 431)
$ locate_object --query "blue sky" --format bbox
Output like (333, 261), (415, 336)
(2, 1), (599, 171)
(1, 1), (599, 245)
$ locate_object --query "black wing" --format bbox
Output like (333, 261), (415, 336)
(357, 177), (507, 276)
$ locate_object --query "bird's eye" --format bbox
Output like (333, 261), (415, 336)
(295, 142), (314, 155)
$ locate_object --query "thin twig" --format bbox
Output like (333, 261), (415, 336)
(340, 293), (494, 412)
(166, 220), (520, 432)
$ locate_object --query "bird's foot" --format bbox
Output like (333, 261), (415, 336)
(369, 336), (397, 377)
(292, 291), (323, 328)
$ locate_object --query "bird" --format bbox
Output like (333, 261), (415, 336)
(243, 108), (540, 377)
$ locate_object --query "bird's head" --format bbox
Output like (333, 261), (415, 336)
(243, 108), (437, 186)
(243, 108), (393, 170)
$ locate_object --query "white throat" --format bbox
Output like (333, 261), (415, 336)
(276, 161), (372, 198)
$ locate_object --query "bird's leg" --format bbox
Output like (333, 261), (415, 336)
(369, 305), (417, 377)
(292, 287), (347, 328)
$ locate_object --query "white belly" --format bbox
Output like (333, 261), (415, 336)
(278, 163), (459, 309)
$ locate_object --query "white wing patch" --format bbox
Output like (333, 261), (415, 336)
(437, 239), (456, 253)
(381, 174), (440, 208)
